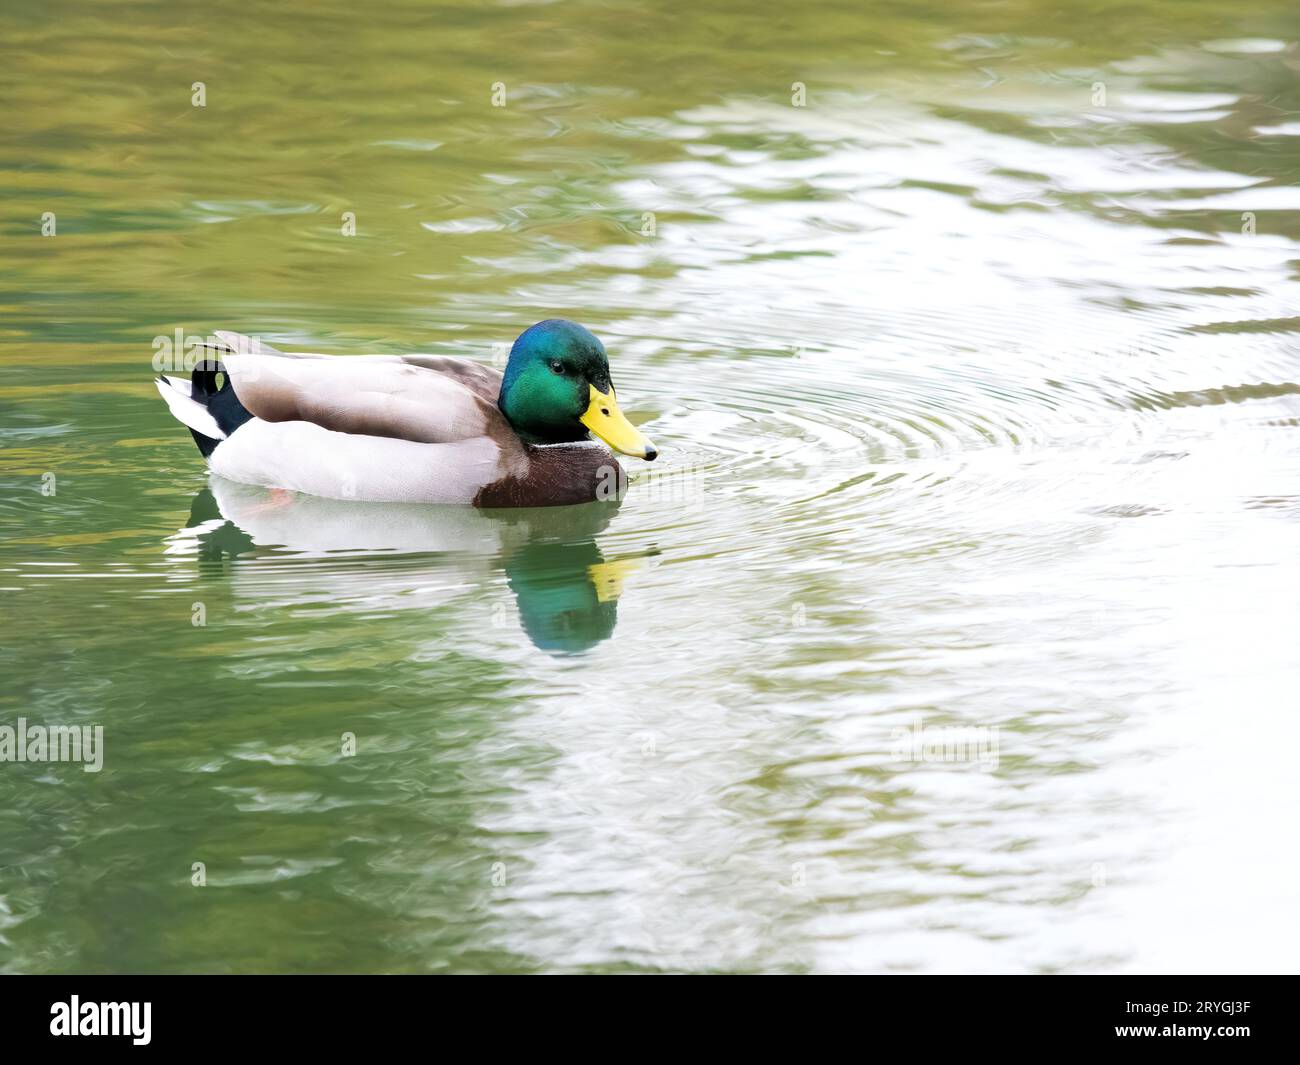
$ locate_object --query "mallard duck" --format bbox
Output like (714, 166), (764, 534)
(154, 319), (658, 506)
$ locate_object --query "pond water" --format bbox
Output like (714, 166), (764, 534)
(2, 0), (1298, 972)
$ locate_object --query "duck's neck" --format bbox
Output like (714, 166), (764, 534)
(499, 386), (584, 445)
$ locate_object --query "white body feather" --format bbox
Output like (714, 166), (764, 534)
(207, 418), (505, 504)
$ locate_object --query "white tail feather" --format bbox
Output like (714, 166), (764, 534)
(160, 374), (191, 397)
(155, 377), (225, 441)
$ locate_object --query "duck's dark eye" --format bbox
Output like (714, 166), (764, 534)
(550, 360), (565, 374)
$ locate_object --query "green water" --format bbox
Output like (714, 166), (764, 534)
(3, 0), (1300, 973)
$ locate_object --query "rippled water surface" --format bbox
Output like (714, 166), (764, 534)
(3, 0), (1300, 973)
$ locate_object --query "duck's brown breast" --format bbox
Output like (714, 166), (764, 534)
(473, 444), (626, 508)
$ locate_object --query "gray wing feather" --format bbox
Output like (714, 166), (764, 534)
(213, 333), (507, 446)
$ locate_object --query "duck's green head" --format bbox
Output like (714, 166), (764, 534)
(498, 319), (657, 460)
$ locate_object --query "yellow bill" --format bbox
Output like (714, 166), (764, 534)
(579, 384), (658, 460)
(586, 557), (645, 603)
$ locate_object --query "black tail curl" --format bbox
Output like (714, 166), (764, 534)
(187, 347), (254, 456)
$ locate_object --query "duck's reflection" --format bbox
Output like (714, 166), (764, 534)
(173, 480), (647, 654)
(505, 540), (633, 654)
